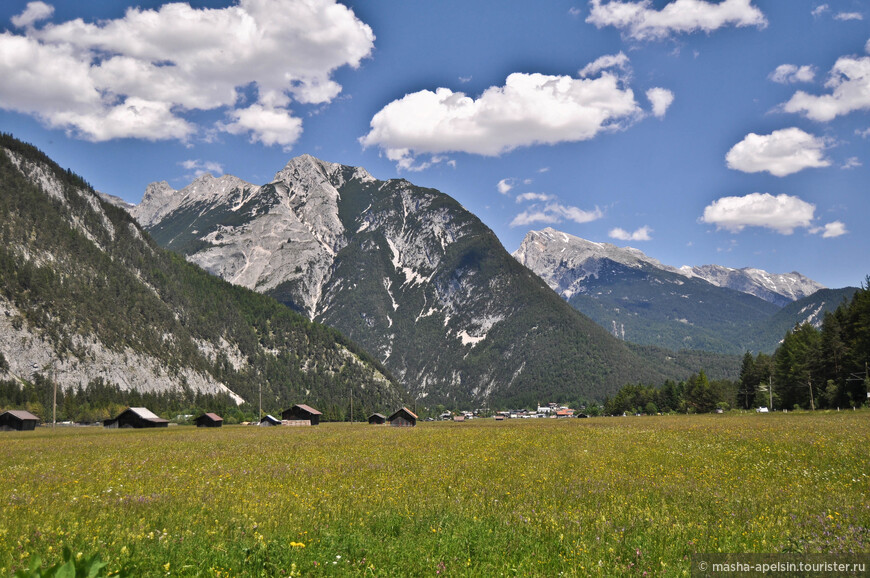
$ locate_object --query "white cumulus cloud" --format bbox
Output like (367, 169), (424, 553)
(497, 178), (516, 194)
(516, 192), (556, 203)
(511, 202), (603, 227)
(586, 0), (767, 41)
(834, 12), (863, 21)
(11, 2), (53, 28)
(700, 193), (816, 234)
(770, 64), (816, 84)
(646, 87), (674, 118)
(841, 157), (862, 169)
(609, 226), (652, 241)
(725, 128), (831, 177)
(578, 52), (630, 78)
(811, 221), (848, 238)
(812, 4), (829, 18)
(361, 71), (642, 170)
(0, 0), (374, 145)
(180, 159), (224, 178)
(220, 104), (304, 150)
(781, 53), (870, 122)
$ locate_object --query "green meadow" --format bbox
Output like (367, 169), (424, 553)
(2, 413), (868, 576)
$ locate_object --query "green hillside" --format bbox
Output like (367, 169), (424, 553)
(565, 260), (780, 354)
(0, 133), (404, 420)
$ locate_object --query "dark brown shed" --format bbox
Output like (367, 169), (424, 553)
(282, 404), (322, 425)
(388, 407), (417, 427)
(0, 410), (40, 431)
(194, 413), (223, 427)
(103, 407), (169, 429)
(259, 414), (281, 426)
(368, 413), (387, 425)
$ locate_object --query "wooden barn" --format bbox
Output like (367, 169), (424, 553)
(388, 407), (417, 427)
(0, 410), (40, 431)
(259, 415), (281, 426)
(103, 407), (169, 429)
(282, 404), (322, 425)
(368, 413), (386, 425)
(194, 413), (223, 427)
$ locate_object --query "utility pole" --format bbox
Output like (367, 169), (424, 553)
(769, 373), (773, 411)
(52, 363), (57, 428)
(350, 387), (353, 424)
(808, 377), (815, 411)
(259, 382), (262, 421)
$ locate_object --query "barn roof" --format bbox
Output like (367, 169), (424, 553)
(369, 413), (386, 419)
(128, 407), (160, 419)
(123, 407), (169, 423)
(1, 410), (39, 421)
(201, 413), (223, 421)
(293, 404), (322, 415)
(388, 407), (418, 420)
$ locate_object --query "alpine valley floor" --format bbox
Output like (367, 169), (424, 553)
(2, 412), (868, 576)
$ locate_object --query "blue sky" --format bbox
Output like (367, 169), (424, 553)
(1, 0), (868, 289)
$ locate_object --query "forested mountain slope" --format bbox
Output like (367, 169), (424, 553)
(0, 134), (403, 419)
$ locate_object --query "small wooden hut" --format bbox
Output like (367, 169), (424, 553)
(368, 413), (386, 425)
(103, 407), (169, 429)
(0, 410), (40, 431)
(388, 407), (417, 427)
(282, 404), (322, 425)
(259, 414), (281, 426)
(194, 413), (223, 427)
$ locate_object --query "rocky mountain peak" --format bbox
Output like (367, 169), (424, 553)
(142, 180), (174, 201)
(275, 154), (375, 190)
(514, 228), (677, 298)
(133, 174), (259, 229)
(679, 264), (824, 306)
(516, 227), (824, 308)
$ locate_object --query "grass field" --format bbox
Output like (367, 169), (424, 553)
(1, 412), (868, 576)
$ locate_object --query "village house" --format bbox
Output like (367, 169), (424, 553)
(388, 407), (417, 427)
(104, 407), (169, 429)
(368, 413), (386, 425)
(0, 409), (40, 431)
(282, 404), (322, 425)
(259, 414), (281, 426)
(194, 413), (223, 427)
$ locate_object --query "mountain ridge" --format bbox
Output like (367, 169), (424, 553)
(513, 227), (849, 355)
(514, 227), (824, 306)
(131, 155), (732, 405)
